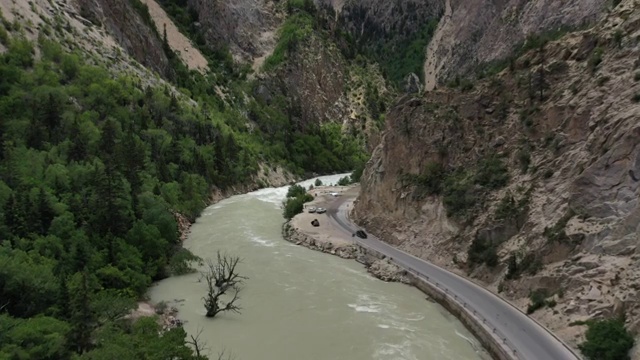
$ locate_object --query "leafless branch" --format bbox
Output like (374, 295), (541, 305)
(217, 348), (236, 360)
(202, 252), (247, 318)
(186, 327), (209, 358)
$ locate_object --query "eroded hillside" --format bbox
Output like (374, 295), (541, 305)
(354, 0), (640, 353)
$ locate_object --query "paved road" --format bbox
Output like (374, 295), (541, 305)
(326, 196), (581, 360)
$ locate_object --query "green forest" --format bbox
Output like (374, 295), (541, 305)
(0, 30), (364, 358)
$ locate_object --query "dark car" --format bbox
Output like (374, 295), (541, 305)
(355, 230), (367, 239)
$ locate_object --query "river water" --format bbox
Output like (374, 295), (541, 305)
(149, 174), (488, 360)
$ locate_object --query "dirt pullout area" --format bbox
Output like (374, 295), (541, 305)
(282, 185), (408, 283)
(140, 0), (208, 72)
(284, 185), (358, 258)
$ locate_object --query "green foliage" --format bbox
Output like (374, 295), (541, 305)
(475, 155), (509, 189)
(0, 314), (70, 360)
(169, 248), (202, 275)
(351, 161), (366, 183)
(0, 38), (369, 358)
(467, 236), (499, 268)
(494, 190), (530, 223)
(79, 317), (203, 360)
(634, 72), (640, 82)
(375, 19), (439, 86)
(589, 47), (604, 73)
(516, 149), (531, 173)
(287, 0), (316, 14)
(314, 178), (323, 186)
(527, 289), (549, 314)
(128, 0), (155, 31)
(415, 161), (446, 195)
(337, 175), (353, 186)
(440, 155), (509, 218)
(263, 13), (315, 71)
(157, 0), (235, 76)
(283, 186), (313, 219)
(505, 252), (540, 279)
(0, 22), (9, 46)
(632, 93), (640, 103)
(287, 184), (308, 198)
(544, 209), (575, 243)
(579, 318), (634, 360)
(442, 169), (476, 217)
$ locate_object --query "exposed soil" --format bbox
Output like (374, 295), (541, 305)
(140, 0), (208, 72)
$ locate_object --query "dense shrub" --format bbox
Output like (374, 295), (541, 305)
(475, 155), (509, 189)
(282, 186), (313, 220)
(442, 169), (475, 217)
(580, 318), (634, 360)
(527, 289), (549, 314)
(467, 236), (499, 268)
(287, 184), (308, 198)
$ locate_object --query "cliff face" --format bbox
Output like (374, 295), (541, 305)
(425, 0), (609, 87)
(187, 0), (281, 62)
(354, 0), (640, 349)
(74, 0), (170, 77)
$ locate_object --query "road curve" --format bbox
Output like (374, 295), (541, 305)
(326, 196), (581, 360)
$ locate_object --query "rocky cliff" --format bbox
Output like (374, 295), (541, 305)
(187, 0), (282, 63)
(354, 0), (640, 351)
(424, 0), (609, 88)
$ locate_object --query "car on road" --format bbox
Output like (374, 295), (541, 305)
(329, 192), (341, 197)
(316, 207), (326, 214)
(308, 207), (316, 213)
(355, 230), (367, 239)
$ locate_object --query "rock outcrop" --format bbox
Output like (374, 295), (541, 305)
(354, 0), (640, 349)
(187, 0), (282, 62)
(282, 222), (358, 259)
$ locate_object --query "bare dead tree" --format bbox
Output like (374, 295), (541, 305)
(202, 251), (247, 318)
(186, 327), (209, 358)
(217, 348), (236, 360)
(212, 251), (246, 289)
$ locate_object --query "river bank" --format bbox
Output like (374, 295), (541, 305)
(282, 185), (501, 360)
(149, 174), (487, 360)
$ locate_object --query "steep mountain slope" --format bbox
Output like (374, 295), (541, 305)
(353, 0), (640, 352)
(423, 0), (610, 87)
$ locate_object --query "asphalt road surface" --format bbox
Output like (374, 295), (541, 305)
(326, 196), (581, 360)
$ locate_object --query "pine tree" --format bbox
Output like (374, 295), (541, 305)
(37, 188), (56, 235)
(3, 193), (27, 239)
